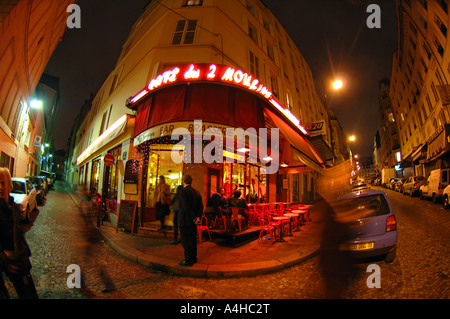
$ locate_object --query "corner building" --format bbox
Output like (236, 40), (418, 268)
(71, 0), (330, 226)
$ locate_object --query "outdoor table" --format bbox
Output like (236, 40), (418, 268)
(272, 216), (290, 241)
(291, 209), (307, 223)
(284, 213), (300, 232)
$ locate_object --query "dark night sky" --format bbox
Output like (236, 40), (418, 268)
(46, 0), (398, 159)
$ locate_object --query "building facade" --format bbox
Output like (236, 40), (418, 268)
(0, 0), (74, 177)
(68, 0), (348, 227)
(385, 0), (450, 179)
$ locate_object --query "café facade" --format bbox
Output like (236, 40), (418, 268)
(124, 63), (326, 224)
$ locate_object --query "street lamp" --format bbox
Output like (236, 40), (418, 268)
(349, 135), (356, 142)
(29, 99), (43, 109)
(332, 79), (343, 90)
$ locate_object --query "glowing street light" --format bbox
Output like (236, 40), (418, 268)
(348, 135), (356, 142)
(30, 99), (43, 109)
(332, 79), (343, 90)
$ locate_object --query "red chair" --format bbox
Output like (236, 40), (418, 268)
(258, 216), (276, 244)
(197, 216), (212, 243)
(229, 207), (246, 232)
(247, 205), (257, 226)
(213, 208), (228, 230)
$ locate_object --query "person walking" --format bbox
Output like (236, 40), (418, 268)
(155, 175), (171, 231)
(177, 174), (203, 266)
(169, 185), (183, 245)
(0, 167), (38, 299)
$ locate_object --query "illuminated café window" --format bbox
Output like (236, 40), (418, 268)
(172, 19), (197, 45)
(182, 0), (203, 6)
(144, 144), (183, 213)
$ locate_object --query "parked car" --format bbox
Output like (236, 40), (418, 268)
(402, 176), (427, 196)
(394, 178), (407, 192)
(389, 178), (400, 190)
(352, 182), (370, 192)
(37, 176), (49, 194)
(26, 176), (45, 204)
(420, 168), (450, 203)
(10, 177), (37, 222)
(442, 185), (450, 209)
(335, 189), (397, 263)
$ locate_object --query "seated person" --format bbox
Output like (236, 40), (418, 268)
(210, 188), (229, 217)
(228, 190), (249, 227)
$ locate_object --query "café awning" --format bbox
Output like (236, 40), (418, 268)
(264, 108), (325, 171)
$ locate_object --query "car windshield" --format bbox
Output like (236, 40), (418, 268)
(332, 194), (391, 223)
(11, 181), (26, 194)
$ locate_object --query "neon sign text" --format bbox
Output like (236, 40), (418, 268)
(128, 64), (308, 135)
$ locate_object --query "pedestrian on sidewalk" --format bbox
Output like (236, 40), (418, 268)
(169, 185), (183, 245)
(155, 175), (171, 232)
(178, 174), (203, 266)
(0, 167), (38, 299)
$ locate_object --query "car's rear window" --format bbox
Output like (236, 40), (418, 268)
(333, 194), (391, 222)
(12, 181), (26, 194)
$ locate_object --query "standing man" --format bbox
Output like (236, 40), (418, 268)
(178, 174), (203, 266)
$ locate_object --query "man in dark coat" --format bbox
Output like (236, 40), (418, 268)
(177, 174), (203, 266)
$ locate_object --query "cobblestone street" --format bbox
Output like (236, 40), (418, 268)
(4, 182), (448, 300)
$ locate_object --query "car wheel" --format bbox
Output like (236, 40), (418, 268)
(432, 193), (438, 204)
(384, 247), (396, 263)
(444, 195), (449, 209)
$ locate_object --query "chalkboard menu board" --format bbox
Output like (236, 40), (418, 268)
(116, 200), (138, 235)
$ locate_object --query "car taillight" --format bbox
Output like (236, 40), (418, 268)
(386, 216), (396, 232)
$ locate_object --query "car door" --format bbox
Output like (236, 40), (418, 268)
(26, 180), (37, 210)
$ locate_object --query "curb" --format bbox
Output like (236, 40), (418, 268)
(67, 188), (320, 278)
(100, 225), (320, 278)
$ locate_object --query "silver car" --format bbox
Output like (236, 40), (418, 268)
(402, 176), (427, 196)
(10, 177), (37, 222)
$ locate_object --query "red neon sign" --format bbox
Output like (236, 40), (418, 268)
(128, 63), (308, 135)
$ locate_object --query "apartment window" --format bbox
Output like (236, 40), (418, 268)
(437, 0), (448, 14)
(435, 14), (447, 37)
(267, 43), (275, 61)
(246, 5), (255, 16)
(172, 19), (197, 45)
(286, 91), (292, 110)
(270, 75), (279, 98)
(99, 111), (108, 136)
(434, 36), (444, 56)
(248, 22), (258, 43)
(426, 94), (433, 113)
(249, 51), (260, 78)
(423, 43), (432, 60)
(431, 82), (440, 102)
(182, 0), (203, 6)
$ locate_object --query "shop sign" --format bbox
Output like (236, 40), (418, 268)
(304, 121), (326, 137)
(127, 63), (308, 136)
(133, 121), (246, 147)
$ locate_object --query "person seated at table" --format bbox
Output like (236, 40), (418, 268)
(228, 190), (249, 228)
(210, 188), (229, 217)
